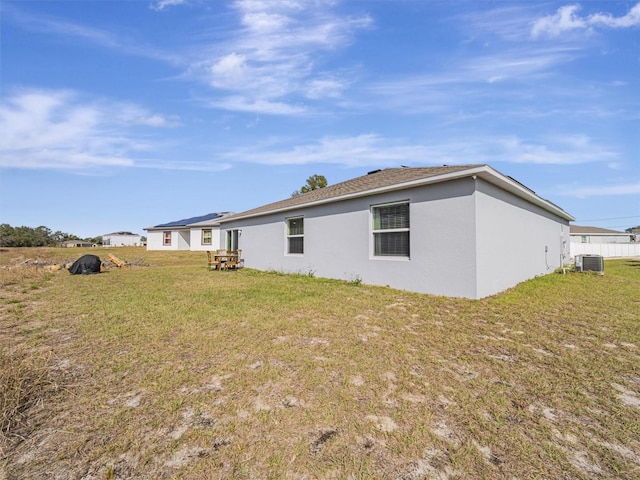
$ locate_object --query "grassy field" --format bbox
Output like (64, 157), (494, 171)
(1, 247), (639, 479)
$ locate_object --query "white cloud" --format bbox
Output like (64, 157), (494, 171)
(464, 47), (577, 83)
(305, 77), (348, 99)
(211, 96), (307, 115)
(221, 134), (433, 167)
(219, 132), (619, 168)
(444, 134), (618, 166)
(6, 4), (181, 64)
(531, 5), (587, 38)
(241, 11), (291, 32)
(532, 2), (640, 38)
(365, 46), (579, 114)
(191, 0), (372, 114)
(0, 89), (176, 170)
(589, 3), (640, 28)
(150, 0), (188, 11)
(561, 183), (640, 198)
(462, 4), (543, 42)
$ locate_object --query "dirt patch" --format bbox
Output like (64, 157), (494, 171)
(611, 383), (640, 408)
(310, 428), (338, 454)
(365, 415), (398, 433)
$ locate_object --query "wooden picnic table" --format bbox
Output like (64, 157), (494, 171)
(207, 250), (241, 270)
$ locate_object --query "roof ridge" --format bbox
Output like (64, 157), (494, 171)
(223, 164), (485, 221)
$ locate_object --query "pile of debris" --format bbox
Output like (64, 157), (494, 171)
(67, 253), (145, 274)
(68, 255), (103, 275)
(6, 253), (149, 274)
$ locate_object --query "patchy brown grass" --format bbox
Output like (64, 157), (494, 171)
(0, 247), (639, 479)
(0, 350), (57, 455)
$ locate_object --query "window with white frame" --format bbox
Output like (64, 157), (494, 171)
(372, 201), (410, 257)
(201, 229), (212, 245)
(286, 217), (304, 254)
(163, 231), (172, 246)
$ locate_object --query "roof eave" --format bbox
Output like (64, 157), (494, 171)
(473, 165), (575, 222)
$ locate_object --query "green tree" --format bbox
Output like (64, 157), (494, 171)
(0, 224), (79, 247)
(292, 174), (328, 197)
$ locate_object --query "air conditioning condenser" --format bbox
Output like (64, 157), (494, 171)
(575, 254), (604, 274)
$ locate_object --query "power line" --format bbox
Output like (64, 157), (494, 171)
(577, 215), (640, 222)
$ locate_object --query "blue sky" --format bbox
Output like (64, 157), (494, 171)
(1, 0), (638, 238)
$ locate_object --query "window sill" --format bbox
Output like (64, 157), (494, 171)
(371, 255), (410, 261)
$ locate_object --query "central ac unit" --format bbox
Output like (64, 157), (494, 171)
(575, 254), (604, 274)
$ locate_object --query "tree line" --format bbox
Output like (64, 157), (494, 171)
(0, 224), (102, 247)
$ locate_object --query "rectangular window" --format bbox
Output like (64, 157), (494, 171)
(201, 229), (212, 245)
(287, 217), (304, 254)
(163, 231), (172, 246)
(372, 202), (409, 257)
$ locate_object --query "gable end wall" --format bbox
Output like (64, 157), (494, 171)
(474, 178), (569, 298)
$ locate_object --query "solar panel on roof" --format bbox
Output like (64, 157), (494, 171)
(154, 213), (222, 228)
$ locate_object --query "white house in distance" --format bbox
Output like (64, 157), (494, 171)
(218, 164), (575, 299)
(60, 239), (97, 248)
(570, 225), (633, 244)
(102, 231), (142, 247)
(570, 225), (640, 258)
(145, 213), (232, 251)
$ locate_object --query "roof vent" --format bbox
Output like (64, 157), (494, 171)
(367, 169), (382, 175)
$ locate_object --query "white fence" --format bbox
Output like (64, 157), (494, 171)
(571, 242), (640, 258)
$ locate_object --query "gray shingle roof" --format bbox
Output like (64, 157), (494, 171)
(570, 225), (626, 234)
(223, 165), (482, 221)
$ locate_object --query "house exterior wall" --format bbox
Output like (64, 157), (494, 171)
(147, 226), (224, 251)
(103, 234), (141, 247)
(146, 229), (189, 250)
(146, 230), (166, 250)
(221, 178), (482, 298)
(221, 176), (571, 299)
(189, 227), (223, 251)
(474, 179), (570, 298)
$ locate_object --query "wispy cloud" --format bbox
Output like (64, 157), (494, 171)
(221, 134), (432, 167)
(460, 4), (540, 42)
(217, 132), (618, 168)
(532, 2), (640, 38)
(150, 0), (189, 11)
(209, 96), (308, 115)
(560, 183), (640, 198)
(490, 134), (618, 165)
(365, 44), (580, 115)
(4, 3), (181, 64)
(0, 89), (178, 171)
(190, 0), (372, 114)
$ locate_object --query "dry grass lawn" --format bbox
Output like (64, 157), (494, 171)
(1, 247), (639, 479)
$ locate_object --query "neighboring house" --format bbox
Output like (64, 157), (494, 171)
(102, 231), (142, 247)
(570, 225), (640, 258)
(570, 225), (633, 244)
(218, 164), (574, 299)
(60, 240), (96, 248)
(145, 213), (232, 251)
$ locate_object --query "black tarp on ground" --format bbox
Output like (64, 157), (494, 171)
(68, 254), (102, 275)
